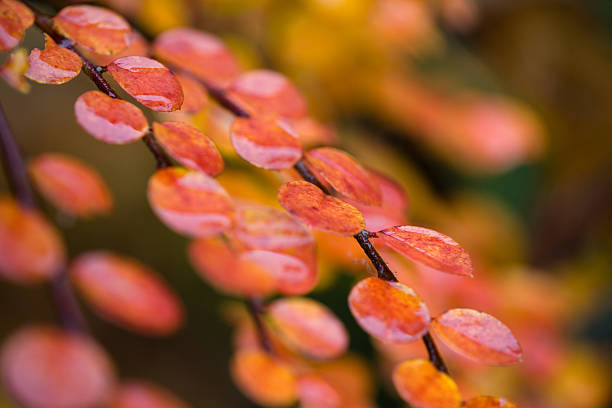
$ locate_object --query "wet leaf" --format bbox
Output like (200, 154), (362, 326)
(231, 349), (296, 406)
(0, 0), (26, 51)
(304, 147), (382, 206)
(278, 181), (365, 236)
(462, 396), (517, 408)
(78, 30), (148, 66)
(269, 297), (348, 359)
(431, 308), (522, 365)
(153, 121), (223, 176)
(70, 251), (184, 335)
(25, 34), (82, 85)
(153, 28), (241, 87)
(107, 56), (183, 112)
(53, 5), (131, 55)
(111, 380), (189, 408)
(378, 226), (473, 277)
(0, 47), (30, 93)
(297, 374), (342, 408)
(227, 70), (307, 119)
(175, 73), (208, 113)
(147, 167), (233, 237)
(348, 277), (430, 343)
(0, 197), (65, 283)
(0, 325), (114, 408)
(74, 91), (148, 144)
(28, 153), (112, 217)
(392, 359), (461, 408)
(230, 116), (302, 170)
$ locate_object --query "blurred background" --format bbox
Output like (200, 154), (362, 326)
(1, 0), (611, 407)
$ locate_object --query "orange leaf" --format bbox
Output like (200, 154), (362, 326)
(269, 297), (348, 359)
(431, 308), (522, 365)
(111, 381), (189, 408)
(147, 167), (233, 237)
(392, 359), (461, 408)
(153, 28), (241, 88)
(291, 117), (337, 147)
(230, 116), (302, 170)
(296, 374), (342, 408)
(78, 30), (148, 66)
(74, 90), (148, 144)
(28, 153), (113, 218)
(153, 121), (223, 176)
(188, 237), (276, 297)
(4, 0), (33, 30)
(278, 181), (365, 236)
(348, 277), (430, 343)
(0, 0), (26, 51)
(0, 197), (65, 283)
(107, 56), (183, 112)
(70, 251), (184, 335)
(0, 47), (30, 93)
(25, 34), (82, 85)
(53, 5), (131, 55)
(463, 396), (517, 408)
(378, 226), (473, 277)
(175, 73), (208, 113)
(231, 349), (296, 406)
(0, 325), (115, 408)
(227, 70), (307, 119)
(304, 147), (382, 206)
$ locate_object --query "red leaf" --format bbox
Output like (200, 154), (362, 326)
(175, 73), (208, 114)
(392, 359), (461, 408)
(111, 381), (189, 408)
(26, 34), (82, 85)
(378, 225), (473, 277)
(0, 0), (26, 51)
(463, 396), (517, 408)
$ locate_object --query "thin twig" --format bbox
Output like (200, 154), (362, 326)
(422, 332), (448, 373)
(246, 297), (273, 353)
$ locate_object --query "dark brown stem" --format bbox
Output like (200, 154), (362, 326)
(142, 130), (172, 169)
(0, 99), (88, 333)
(422, 332), (448, 373)
(293, 160), (327, 191)
(246, 297), (273, 354)
(201, 80), (250, 118)
(354, 230), (398, 282)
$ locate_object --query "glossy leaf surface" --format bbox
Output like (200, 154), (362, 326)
(378, 226), (473, 277)
(153, 28), (241, 87)
(392, 359), (461, 408)
(74, 91), (148, 144)
(28, 153), (113, 218)
(53, 5), (131, 54)
(148, 167), (233, 237)
(227, 70), (307, 119)
(278, 181), (365, 236)
(431, 308), (522, 365)
(0, 325), (114, 408)
(348, 277), (430, 343)
(70, 251), (184, 335)
(463, 396), (517, 408)
(0, 0), (26, 51)
(175, 73), (208, 113)
(231, 349), (296, 407)
(269, 297), (348, 359)
(304, 147), (382, 206)
(0, 47), (30, 93)
(230, 116), (302, 170)
(25, 34), (81, 85)
(107, 56), (183, 112)
(153, 121), (223, 176)
(0, 197), (64, 283)
(111, 381), (189, 408)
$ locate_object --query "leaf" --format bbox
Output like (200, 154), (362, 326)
(0, 0), (26, 51)
(230, 116), (302, 170)
(0, 325), (114, 408)
(269, 297), (348, 359)
(431, 308), (522, 365)
(147, 167), (233, 237)
(0, 197), (65, 284)
(278, 181), (365, 236)
(188, 237), (277, 297)
(153, 121), (223, 176)
(377, 226), (473, 277)
(111, 381), (189, 408)
(53, 5), (131, 55)
(175, 73), (208, 113)
(107, 56), (183, 112)
(77, 30), (149, 66)
(74, 91), (149, 144)
(153, 28), (241, 87)
(28, 153), (113, 218)
(462, 396), (517, 408)
(231, 349), (297, 407)
(392, 359), (461, 408)
(4, 0), (33, 30)
(304, 147), (382, 206)
(0, 47), (30, 93)
(348, 277), (430, 343)
(227, 70), (307, 119)
(291, 117), (337, 147)
(296, 374), (342, 408)
(25, 34), (82, 85)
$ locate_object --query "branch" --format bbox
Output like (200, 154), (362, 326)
(246, 297), (273, 354)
